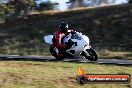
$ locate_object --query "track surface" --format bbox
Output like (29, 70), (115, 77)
(0, 55), (132, 66)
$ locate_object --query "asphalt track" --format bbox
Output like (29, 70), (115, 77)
(0, 55), (132, 66)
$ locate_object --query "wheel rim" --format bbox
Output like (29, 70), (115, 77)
(89, 51), (96, 60)
(85, 49), (98, 61)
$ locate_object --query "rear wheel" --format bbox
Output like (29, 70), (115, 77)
(82, 48), (98, 61)
(50, 46), (65, 60)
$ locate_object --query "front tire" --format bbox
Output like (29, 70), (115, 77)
(82, 48), (98, 61)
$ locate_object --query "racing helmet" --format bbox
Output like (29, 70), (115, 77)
(59, 22), (68, 32)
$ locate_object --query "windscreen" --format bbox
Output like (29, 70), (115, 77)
(71, 33), (82, 40)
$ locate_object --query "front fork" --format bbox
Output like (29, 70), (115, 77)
(82, 45), (91, 56)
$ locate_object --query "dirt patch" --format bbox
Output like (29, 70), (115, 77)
(53, 76), (76, 84)
(68, 77), (76, 83)
(0, 72), (34, 85)
(0, 62), (54, 68)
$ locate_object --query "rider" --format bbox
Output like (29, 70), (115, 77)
(51, 22), (75, 58)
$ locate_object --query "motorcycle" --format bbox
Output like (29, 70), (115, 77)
(44, 32), (98, 61)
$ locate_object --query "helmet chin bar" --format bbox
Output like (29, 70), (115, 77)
(60, 28), (68, 33)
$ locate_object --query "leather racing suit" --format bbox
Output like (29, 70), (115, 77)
(51, 29), (75, 57)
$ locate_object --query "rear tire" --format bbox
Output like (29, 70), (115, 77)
(82, 48), (98, 61)
(50, 46), (65, 60)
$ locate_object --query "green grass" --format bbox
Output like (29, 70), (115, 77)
(0, 61), (131, 88)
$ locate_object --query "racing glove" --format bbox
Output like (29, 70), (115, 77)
(65, 39), (74, 49)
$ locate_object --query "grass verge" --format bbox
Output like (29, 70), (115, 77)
(98, 50), (132, 60)
(0, 61), (131, 88)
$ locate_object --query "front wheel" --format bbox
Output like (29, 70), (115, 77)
(82, 48), (98, 61)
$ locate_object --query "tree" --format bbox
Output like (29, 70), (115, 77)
(67, 0), (116, 9)
(8, 0), (36, 16)
(87, 0), (116, 6)
(0, 2), (14, 17)
(0, 3), (5, 17)
(37, 1), (54, 11)
(67, 0), (85, 9)
(128, 0), (132, 3)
